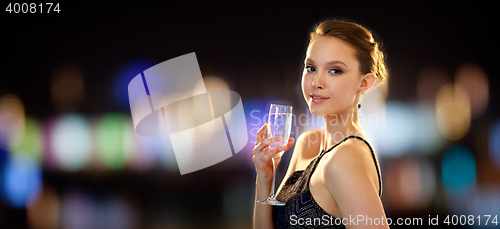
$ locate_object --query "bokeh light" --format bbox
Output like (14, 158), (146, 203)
(383, 157), (436, 211)
(2, 4), (500, 228)
(441, 145), (476, 200)
(204, 76), (231, 120)
(51, 114), (92, 171)
(376, 79), (389, 100)
(95, 113), (134, 170)
(378, 102), (416, 156)
(489, 118), (500, 169)
(51, 63), (85, 111)
(455, 63), (489, 119)
(244, 99), (271, 141)
(239, 99), (272, 166)
(1, 155), (42, 208)
(113, 59), (155, 110)
(360, 84), (386, 154)
(157, 137), (178, 172)
(0, 147), (7, 168)
(60, 190), (140, 229)
(27, 185), (60, 229)
(60, 189), (97, 229)
(42, 117), (60, 170)
(131, 133), (177, 172)
(435, 84), (471, 141)
(0, 94), (25, 150)
(97, 196), (139, 229)
(414, 103), (445, 154)
(203, 75), (230, 91)
(467, 186), (500, 229)
(10, 117), (43, 163)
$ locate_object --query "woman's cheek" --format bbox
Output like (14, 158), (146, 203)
(301, 76), (311, 101)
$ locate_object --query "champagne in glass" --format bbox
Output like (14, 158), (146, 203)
(257, 104), (293, 206)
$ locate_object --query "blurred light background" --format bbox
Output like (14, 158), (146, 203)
(1, 2), (499, 229)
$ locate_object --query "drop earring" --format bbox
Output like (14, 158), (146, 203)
(357, 91), (362, 110)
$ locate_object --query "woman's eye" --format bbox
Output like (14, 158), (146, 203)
(330, 69), (342, 74)
(305, 66), (315, 72)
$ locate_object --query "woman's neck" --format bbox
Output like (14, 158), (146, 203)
(321, 110), (363, 152)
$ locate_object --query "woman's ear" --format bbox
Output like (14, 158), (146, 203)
(360, 73), (376, 92)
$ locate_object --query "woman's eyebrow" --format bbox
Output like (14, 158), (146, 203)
(305, 59), (348, 68)
(326, 60), (348, 68)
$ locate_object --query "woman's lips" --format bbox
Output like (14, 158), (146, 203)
(310, 93), (329, 103)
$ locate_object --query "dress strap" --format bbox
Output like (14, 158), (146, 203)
(319, 135), (382, 197)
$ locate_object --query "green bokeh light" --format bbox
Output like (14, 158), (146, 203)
(11, 117), (43, 163)
(95, 113), (134, 170)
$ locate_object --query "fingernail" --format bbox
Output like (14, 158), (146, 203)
(274, 136), (282, 141)
(278, 145), (287, 150)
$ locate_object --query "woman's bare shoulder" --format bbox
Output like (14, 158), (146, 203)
(323, 138), (375, 174)
(321, 137), (379, 195)
(320, 138), (385, 226)
(289, 129), (323, 171)
(294, 129), (323, 158)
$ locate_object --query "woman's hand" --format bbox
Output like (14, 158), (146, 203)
(252, 123), (295, 229)
(252, 123), (295, 183)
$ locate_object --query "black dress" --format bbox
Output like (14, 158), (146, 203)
(273, 135), (382, 228)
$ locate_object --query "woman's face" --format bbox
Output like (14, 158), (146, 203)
(302, 36), (363, 117)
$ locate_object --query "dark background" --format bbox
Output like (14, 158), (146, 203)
(1, 1), (498, 228)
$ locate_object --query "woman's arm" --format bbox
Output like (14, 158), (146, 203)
(323, 140), (388, 229)
(253, 175), (275, 229)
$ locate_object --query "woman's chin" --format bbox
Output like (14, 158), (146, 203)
(309, 107), (327, 117)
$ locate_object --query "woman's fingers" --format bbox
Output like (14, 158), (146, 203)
(253, 137), (294, 164)
(253, 136), (282, 155)
(252, 125), (294, 175)
(253, 146), (277, 166)
(273, 138), (295, 153)
(255, 123), (268, 145)
(285, 137), (295, 150)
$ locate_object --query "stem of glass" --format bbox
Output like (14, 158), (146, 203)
(270, 155), (277, 198)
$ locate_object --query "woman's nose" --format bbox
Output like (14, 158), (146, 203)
(312, 73), (324, 89)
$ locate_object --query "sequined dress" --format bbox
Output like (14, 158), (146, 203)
(272, 135), (382, 228)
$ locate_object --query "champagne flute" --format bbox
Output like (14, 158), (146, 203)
(257, 104), (293, 206)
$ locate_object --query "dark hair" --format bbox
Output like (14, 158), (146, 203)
(310, 20), (388, 83)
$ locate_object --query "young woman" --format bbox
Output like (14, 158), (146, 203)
(253, 20), (389, 228)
